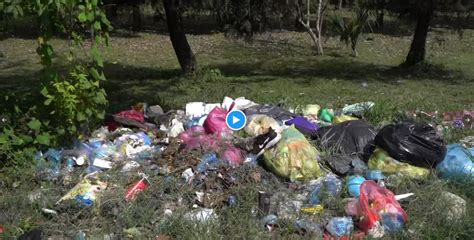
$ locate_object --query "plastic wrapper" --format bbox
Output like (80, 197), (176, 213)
(318, 108), (334, 123)
(333, 115), (359, 124)
(313, 120), (376, 156)
(342, 102), (374, 116)
(436, 144), (474, 181)
(185, 102), (206, 118)
(358, 181), (408, 234)
(264, 125), (323, 182)
(245, 114), (281, 137)
(302, 104), (321, 116)
(244, 105), (296, 122)
(115, 109), (144, 123)
(368, 148), (429, 179)
(374, 122), (446, 168)
(57, 175), (107, 205)
(222, 96), (257, 111)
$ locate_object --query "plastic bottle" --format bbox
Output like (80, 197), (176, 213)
(295, 219), (323, 235)
(74, 231), (86, 240)
(326, 217), (353, 237)
(65, 157), (75, 173)
(347, 175), (366, 198)
(380, 212), (405, 233)
(197, 152), (219, 173)
(227, 195), (238, 206)
(244, 153), (258, 165)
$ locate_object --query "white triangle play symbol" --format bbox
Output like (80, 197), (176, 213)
(232, 116), (240, 124)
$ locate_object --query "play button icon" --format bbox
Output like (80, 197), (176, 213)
(226, 110), (247, 131)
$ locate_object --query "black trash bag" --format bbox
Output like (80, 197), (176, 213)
(18, 229), (42, 240)
(312, 120), (377, 156)
(243, 105), (297, 122)
(323, 154), (368, 176)
(374, 122), (447, 168)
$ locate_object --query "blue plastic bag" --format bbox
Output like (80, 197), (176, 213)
(437, 144), (474, 181)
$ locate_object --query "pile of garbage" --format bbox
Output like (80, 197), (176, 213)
(25, 97), (473, 239)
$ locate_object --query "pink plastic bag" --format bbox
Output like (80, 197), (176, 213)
(178, 126), (218, 152)
(220, 146), (244, 166)
(203, 105), (234, 135)
(358, 181), (408, 233)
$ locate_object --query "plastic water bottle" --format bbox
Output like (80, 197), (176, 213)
(65, 157), (75, 173)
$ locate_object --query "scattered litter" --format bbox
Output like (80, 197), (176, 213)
(20, 97), (472, 238)
(184, 208), (218, 222)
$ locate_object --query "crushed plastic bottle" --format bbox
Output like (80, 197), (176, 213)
(347, 175), (366, 198)
(295, 219), (323, 236)
(197, 152), (219, 173)
(227, 195), (238, 206)
(326, 217), (353, 237)
(366, 170), (385, 181)
(380, 212), (405, 233)
(244, 153), (258, 165)
(308, 174), (343, 205)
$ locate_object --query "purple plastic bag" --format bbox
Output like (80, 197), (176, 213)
(286, 117), (319, 135)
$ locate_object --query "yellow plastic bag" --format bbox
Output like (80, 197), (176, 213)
(368, 148), (429, 179)
(333, 115), (359, 124)
(264, 125), (324, 181)
(303, 104), (321, 116)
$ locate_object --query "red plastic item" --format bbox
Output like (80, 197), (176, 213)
(125, 178), (150, 202)
(116, 109), (145, 123)
(358, 181), (408, 233)
(0, 225), (4, 234)
(323, 231), (365, 240)
(323, 233), (350, 240)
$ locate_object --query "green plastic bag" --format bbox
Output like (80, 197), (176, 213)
(264, 125), (324, 181)
(368, 148), (429, 179)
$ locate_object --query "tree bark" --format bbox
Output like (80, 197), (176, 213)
(132, 2), (141, 31)
(315, 0), (324, 55)
(163, 0), (197, 74)
(404, 0), (434, 66)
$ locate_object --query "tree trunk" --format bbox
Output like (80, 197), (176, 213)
(315, 0), (324, 55)
(338, 0), (343, 10)
(132, 2), (141, 31)
(376, 10), (384, 27)
(404, 0), (434, 66)
(163, 0), (197, 74)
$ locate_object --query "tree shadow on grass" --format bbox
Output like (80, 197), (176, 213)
(102, 62), (184, 111)
(213, 57), (469, 85)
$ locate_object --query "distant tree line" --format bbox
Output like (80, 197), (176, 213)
(1, 0), (472, 72)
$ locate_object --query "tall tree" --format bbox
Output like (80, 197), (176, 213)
(382, 0), (472, 66)
(163, 0), (196, 74)
(403, 0), (434, 66)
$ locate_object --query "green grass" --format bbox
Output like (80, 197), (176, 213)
(1, 17), (474, 239)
